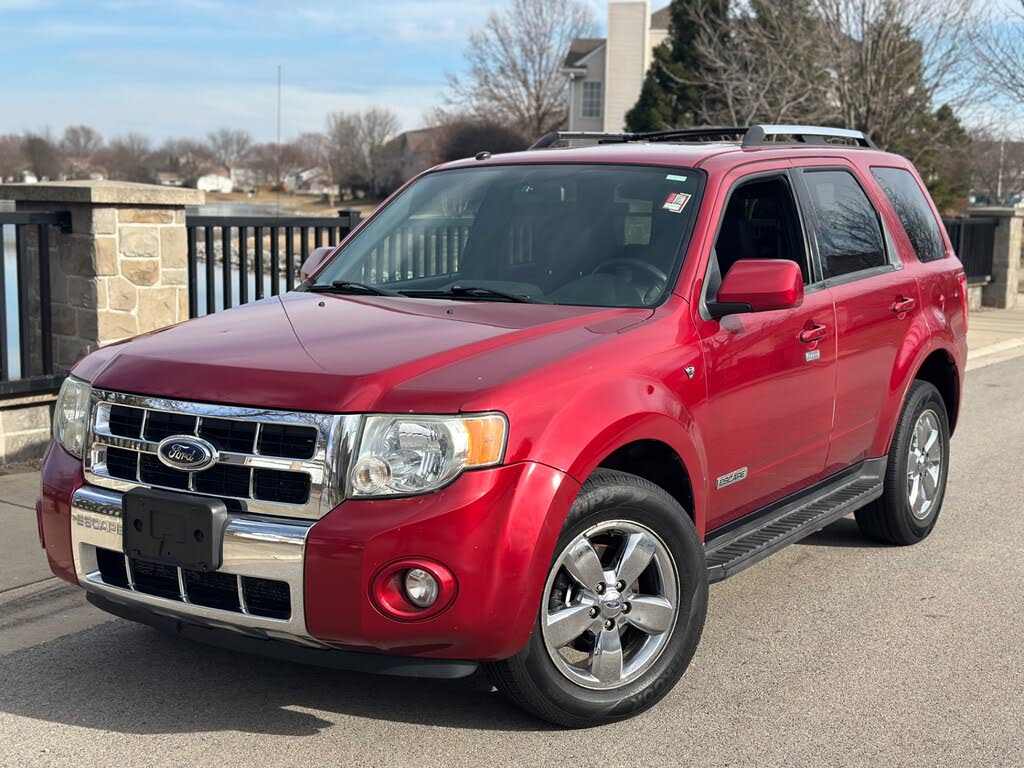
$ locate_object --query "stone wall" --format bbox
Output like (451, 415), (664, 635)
(0, 181), (204, 465)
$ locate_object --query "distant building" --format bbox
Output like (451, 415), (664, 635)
(285, 167), (334, 195)
(196, 170), (234, 194)
(562, 1), (670, 132)
(156, 171), (184, 187)
(380, 127), (445, 189)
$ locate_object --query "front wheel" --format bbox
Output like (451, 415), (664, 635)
(486, 470), (708, 727)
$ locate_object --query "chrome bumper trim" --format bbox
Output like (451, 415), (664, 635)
(71, 484), (322, 645)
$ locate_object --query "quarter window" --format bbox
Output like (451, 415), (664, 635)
(871, 167), (946, 263)
(802, 170), (886, 279)
(581, 81), (602, 118)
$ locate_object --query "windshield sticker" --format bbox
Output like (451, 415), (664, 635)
(665, 174), (688, 182)
(662, 192), (691, 213)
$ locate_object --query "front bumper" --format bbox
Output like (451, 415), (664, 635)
(70, 483), (317, 644)
(41, 443), (580, 663)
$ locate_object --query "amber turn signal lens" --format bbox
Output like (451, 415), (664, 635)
(463, 414), (507, 467)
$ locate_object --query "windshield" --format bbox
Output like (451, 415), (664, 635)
(312, 164), (702, 308)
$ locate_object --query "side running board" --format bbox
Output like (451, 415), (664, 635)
(705, 459), (887, 583)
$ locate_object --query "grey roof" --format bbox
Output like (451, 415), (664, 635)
(650, 6), (670, 30)
(563, 38), (605, 68)
(564, 7), (672, 70)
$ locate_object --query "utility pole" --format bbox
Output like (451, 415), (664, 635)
(996, 137), (1005, 205)
(276, 64), (282, 214)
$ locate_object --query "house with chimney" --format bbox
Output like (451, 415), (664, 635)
(562, 1), (670, 133)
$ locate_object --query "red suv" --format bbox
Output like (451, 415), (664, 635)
(38, 125), (967, 727)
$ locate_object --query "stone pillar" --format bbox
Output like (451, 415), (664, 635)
(970, 206), (1023, 310)
(0, 181), (205, 373)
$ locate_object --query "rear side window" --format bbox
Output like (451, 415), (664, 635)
(802, 170), (886, 279)
(871, 167), (946, 263)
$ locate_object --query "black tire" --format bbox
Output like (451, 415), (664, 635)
(855, 380), (950, 545)
(486, 469), (708, 727)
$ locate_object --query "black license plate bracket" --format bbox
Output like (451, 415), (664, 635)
(123, 488), (227, 572)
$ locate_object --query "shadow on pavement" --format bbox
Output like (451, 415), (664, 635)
(796, 517), (883, 548)
(0, 618), (551, 736)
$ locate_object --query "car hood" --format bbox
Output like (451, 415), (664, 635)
(78, 292), (653, 413)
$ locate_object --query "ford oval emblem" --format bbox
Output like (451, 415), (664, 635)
(156, 435), (218, 472)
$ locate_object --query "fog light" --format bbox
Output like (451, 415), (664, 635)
(404, 568), (439, 608)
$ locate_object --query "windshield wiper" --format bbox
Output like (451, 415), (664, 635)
(399, 284), (542, 304)
(309, 280), (403, 297)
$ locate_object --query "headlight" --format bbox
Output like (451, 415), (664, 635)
(350, 413), (507, 497)
(52, 377), (92, 459)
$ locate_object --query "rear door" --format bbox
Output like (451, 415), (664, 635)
(694, 164), (837, 530)
(792, 163), (922, 473)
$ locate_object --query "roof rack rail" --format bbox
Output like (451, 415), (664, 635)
(742, 125), (877, 149)
(529, 125), (878, 151)
(529, 127), (748, 150)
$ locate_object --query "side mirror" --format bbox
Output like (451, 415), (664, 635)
(299, 246), (335, 282)
(710, 259), (804, 317)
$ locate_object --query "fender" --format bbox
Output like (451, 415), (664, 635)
(501, 374), (710, 537)
(876, 327), (962, 456)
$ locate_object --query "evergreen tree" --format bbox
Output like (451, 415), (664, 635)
(625, 0), (729, 132)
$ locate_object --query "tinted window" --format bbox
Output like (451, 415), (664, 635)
(711, 177), (810, 298)
(802, 170), (886, 279)
(871, 167), (946, 263)
(315, 165), (702, 308)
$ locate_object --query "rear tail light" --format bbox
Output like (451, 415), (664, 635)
(957, 271), (969, 332)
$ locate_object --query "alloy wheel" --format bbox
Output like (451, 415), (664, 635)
(541, 519), (679, 690)
(906, 409), (943, 520)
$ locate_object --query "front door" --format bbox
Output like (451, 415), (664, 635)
(695, 169), (837, 531)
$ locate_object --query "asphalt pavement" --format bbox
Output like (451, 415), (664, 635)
(1, 355), (1022, 767)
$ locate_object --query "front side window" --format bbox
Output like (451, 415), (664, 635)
(710, 175), (810, 300)
(802, 169), (886, 279)
(313, 164), (702, 308)
(581, 81), (602, 118)
(871, 167), (946, 263)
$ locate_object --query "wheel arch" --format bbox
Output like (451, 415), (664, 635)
(912, 348), (960, 432)
(564, 413), (709, 538)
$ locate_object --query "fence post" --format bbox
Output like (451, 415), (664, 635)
(969, 206), (1024, 310)
(0, 181), (205, 371)
(0, 181), (204, 464)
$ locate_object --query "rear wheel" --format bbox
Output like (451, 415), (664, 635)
(856, 380), (950, 545)
(487, 470), (708, 727)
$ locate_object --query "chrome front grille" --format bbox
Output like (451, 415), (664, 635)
(85, 389), (361, 520)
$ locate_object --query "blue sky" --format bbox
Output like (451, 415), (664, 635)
(0, 0), (656, 142)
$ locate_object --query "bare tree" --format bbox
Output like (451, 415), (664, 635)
(687, 0), (835, 126)
(60, 125), (103, 159)
(94, 133), (156, 183)
(813, 0), (982, 158)
(0, 134), (25, 182)
(975, 1), (1024, 106)
(206, 128), (253, 168)
(155, 138), (216, 186)
(323, 107), (399, 197)
(968, 133), (1024, 204)
(21, 131), (63, 180)
(444, 0), (595, 137)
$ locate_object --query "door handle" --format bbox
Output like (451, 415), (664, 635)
(892, 296), (916, 314)
(799, 324), (828, 343)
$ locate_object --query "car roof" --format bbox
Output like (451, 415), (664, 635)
(434, 141), (905, 173)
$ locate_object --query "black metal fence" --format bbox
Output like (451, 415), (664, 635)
(0, 210), (71, 395)
(943, 217), (996, 284)
(185, 211), (360, 318)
